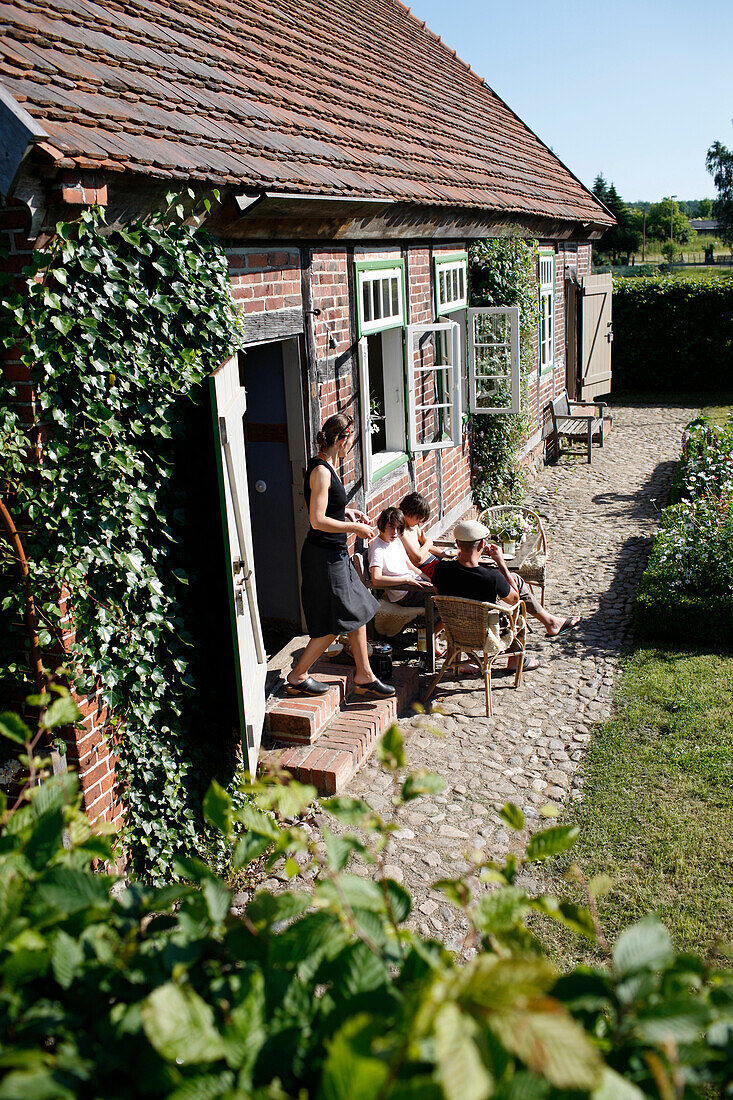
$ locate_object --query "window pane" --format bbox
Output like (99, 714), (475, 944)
(362, 280), (371, 322)
(372, 279), (382, 319)
(458, 267), (465, 299)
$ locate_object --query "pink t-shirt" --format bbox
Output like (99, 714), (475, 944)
(368, 536), (413, 602)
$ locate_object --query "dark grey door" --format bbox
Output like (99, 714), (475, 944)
(241, 344), (301, 626)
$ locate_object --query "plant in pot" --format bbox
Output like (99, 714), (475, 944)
(494, 511), (527, 557)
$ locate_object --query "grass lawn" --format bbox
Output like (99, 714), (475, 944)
(541, 648), (733, 966)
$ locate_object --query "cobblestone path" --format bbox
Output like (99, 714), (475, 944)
(339, 401), (695, 941)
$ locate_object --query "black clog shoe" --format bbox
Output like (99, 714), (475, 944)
(352, 678), (396, 698)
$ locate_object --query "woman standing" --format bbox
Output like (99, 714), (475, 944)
(286, 413), (395, 698)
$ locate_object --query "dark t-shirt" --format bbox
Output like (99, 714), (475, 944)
(432, 559), (511, 604)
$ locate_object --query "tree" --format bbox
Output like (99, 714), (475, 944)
(706, 134), (733, 246)
(696, 197), (713, 218)
(646, 198), (692, 244)
(592, 175), (642, 263)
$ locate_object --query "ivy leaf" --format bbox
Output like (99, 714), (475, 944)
(141, 983), (225, 1065)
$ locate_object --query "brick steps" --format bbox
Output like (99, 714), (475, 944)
(266, 664), (354, 744)
(262, 663), (420, 794)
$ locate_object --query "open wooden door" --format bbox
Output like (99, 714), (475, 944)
(210, 353), (267, 776)
(579, 274), (613, 399)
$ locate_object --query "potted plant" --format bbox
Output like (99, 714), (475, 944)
(494, 511), (527, 557)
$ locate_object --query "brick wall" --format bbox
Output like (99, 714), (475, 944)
(226, 247), (302, 314)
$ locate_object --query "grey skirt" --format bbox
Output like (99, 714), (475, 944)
(301, 540), (379, 638)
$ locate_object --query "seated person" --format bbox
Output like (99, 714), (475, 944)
(432, 519), (581, 670)
(398, 492), (449, 580)
(369, 508), (433, 604)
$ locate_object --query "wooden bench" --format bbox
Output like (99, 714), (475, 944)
(547, 390), (610, 464)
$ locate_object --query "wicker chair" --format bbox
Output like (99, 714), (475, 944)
(423, 596), (527, 717)
(478, 505), (548, 605)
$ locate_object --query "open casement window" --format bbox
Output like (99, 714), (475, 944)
(358, 326), (407, 484)
(538, 251), (555, 373)
(406, 321), (462, 451)
(467, 307), (521, 415)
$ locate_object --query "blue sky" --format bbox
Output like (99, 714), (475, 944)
(406, 0), (732, 203)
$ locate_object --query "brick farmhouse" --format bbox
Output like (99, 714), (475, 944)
(0, 0), (613, 824)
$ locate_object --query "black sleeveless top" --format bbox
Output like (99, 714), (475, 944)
(305, 457), (347, 548)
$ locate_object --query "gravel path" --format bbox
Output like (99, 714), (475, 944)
(336, 401), (695, 940)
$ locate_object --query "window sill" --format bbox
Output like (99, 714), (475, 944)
(371, 450), (409, 483)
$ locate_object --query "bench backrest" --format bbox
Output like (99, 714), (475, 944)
(551, 390), (571, 418)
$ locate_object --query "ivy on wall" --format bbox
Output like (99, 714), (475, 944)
(468, 238), (539, 507)
(0, 197), (241, 880)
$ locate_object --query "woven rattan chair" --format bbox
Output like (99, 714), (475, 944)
(423, 596), (526, 717)
(478, 505), (548, 605)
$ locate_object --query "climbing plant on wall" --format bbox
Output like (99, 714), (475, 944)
(0, 196), (242, 880)
(468, 238), (539, 507)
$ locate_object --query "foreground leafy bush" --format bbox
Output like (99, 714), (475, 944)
(1, 702), (732, 1100)
(612, 275), (733, 392)
(636, 416), (733, 644)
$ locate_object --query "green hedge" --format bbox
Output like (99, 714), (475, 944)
(612, 275), (733, 392)
(634, 572), (733, 646)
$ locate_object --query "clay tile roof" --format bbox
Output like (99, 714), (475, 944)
(0, 0), (612, 225)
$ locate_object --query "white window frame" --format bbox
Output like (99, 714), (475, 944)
(358, 327), (408, 485)
(538, 250), (555, 374)
(356, 265), (404, 335)
(467, 306), (521, 415)
(406, 321), (462, 452)
(435, 256), (468, 315)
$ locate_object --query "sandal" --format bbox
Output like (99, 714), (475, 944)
(285, 676), (330, 697)
(352, 678), (396, 698)
(549, 615), (582, 638)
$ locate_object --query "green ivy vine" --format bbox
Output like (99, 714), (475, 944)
(468, 238), (539, 507)
(0, 196), (242, 880)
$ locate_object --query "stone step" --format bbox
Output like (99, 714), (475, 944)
(265, 663), (354, 744)
(263, 664), (420, 794)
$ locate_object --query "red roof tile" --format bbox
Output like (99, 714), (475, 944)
(0, 0), (612, 225)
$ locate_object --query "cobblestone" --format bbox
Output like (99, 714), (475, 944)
(340, 401), (693, 920)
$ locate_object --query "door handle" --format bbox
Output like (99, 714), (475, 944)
(254, 480), (267, 493)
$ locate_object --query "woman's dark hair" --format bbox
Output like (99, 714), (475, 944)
(377, 507), (405, 534)
(399, 492), (430, 522)
(316, 413), (353, 452)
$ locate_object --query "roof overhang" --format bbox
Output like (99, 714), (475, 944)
(215, 189), (611, 242)
(0, 84), (48, 198)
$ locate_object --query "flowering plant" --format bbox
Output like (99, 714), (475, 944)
(675, 416), (733, 503)
(494, 510), (529, 543)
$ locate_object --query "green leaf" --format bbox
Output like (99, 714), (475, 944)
(321, 795), (375, 826)
(500, 803), (524, 831)
(324, 828), (356, 872)
(244, 889), (311, 931)
(400, 770), (446, 801)
(51, 929), (84, 989)
(167, 1072), (236, 1100)
(201, 876), (231, 924)
(231, 832), (271, 868)
(316, 874), (384, 912)
(319, 1014), (391, 1100)
(384, 878), (411, 923)
(202, 779), (232, 838)
(613, 917), (674, 977)
(43, 695), (81, 730)
(529, 896), (596, 940)
(221, 969), (266, 1075)
(473, 886), (529, 936)
(590, 1067), (645, 1100)
(525, 825), (579, 861)
(38, 866), (111, 914)
(489, 1005), (602, 1091)
(377, 724), (405, 770)
(0, 711), (31, 744)
(329, 941), (390, 998)
(141, 983), (225, 1065)
(634, 999), (711, 1043)
(434, 1002), (493, 1100)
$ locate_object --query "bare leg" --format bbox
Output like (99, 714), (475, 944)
(288, 633), (337, 684)
(348, 625), (376, 684)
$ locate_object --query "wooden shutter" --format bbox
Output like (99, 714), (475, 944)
(579, 274), (613, 399)
(406, 321), (461, 451)
(467, 306), (520, 414)
(210, 353), (267, 776)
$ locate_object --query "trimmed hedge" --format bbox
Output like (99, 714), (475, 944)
(612, 275), (733, 392)
(634, 571), (733, 646)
